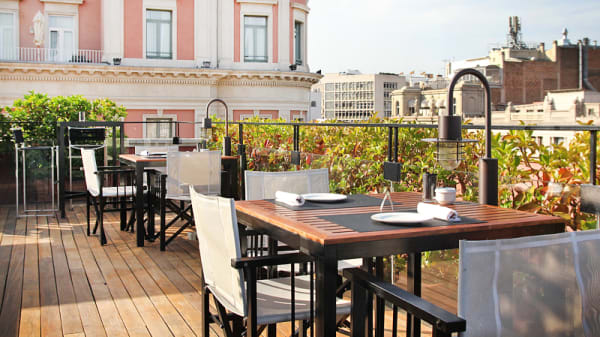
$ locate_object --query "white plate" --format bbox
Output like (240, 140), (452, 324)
(302, 193), (348, 203)
(370, 212), (433, 224)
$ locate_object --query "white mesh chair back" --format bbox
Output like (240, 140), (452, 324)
(81, 148), (101, 196)
(458, 230), (600, 337)
(190, 187), (246, 317)
(244, 168), (329, 200)
(134, 145), (179, 155)
(166, 150), (221, 199)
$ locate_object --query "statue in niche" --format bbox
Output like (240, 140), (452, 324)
(33, 11), (44, 47)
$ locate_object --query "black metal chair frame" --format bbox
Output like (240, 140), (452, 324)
(201, 252), (317, 337)
(86, 167), (137, 245)
(343, 268), (466, 337)
(146, 170), (195, 251)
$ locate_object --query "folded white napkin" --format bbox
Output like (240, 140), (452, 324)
(417, 202), (461, 222)
(275, 191), (305, 207)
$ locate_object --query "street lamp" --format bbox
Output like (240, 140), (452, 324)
(423, 68), (498, 206)
(205, 98), (231, 156)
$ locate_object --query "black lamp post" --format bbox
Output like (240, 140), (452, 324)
(205, 98), (231, 156)
(424, 68), (498, 206)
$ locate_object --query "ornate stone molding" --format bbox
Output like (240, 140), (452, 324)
(40, 0), (84, 4)
(0, 62), (322, 87)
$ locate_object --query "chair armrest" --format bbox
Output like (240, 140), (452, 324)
(343, 268), (466, 335)
(231, 252), (313, 269)
(98, 165), (122, 170)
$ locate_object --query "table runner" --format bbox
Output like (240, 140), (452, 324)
(319, 211), (485, 233)
(267, 193), (401, 211)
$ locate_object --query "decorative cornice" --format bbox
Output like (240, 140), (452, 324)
(40, 0), (84, 4)
(236, 0), (277, 4)
(291, 2), (310, 13)
(0, 63), (322, 88)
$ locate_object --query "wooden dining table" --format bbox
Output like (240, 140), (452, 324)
(235, 191), (566, 337)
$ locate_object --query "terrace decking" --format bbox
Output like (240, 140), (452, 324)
(0, 205), (457, 337)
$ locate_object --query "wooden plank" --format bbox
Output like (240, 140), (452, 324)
(0, 214), (27, 337)
(47, 214), (86, 336)
(67, 210), (153, 337)
(37, 214), (63, 337)
(59, 213), (123, 337)
(0, 208), (14, 315)
(19, 215), (41, 337)
(99, 211), (195, 336)
(0, 207), (9, 245)
(103, 211), (205, 336)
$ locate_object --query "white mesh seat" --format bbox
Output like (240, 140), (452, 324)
(244, 169), (362, 271)
(99, 186), (136, 198)
(189, 188), (350, 334)
(149, 150), (221, 250)
(458, 230), (600, 337)
(245, 168), (330, 200)
(166, 150), (221, 200)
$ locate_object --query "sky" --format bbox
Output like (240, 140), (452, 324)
(307, 0), (600, 75)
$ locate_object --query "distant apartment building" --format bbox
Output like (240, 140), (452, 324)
(0, 0), (320, 144)
(447, 28), (600, 110)
(312, 71), (407, 120)
(391, 26), (599, 121)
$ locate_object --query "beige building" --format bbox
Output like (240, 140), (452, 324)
(0, 0), (320, 146)
(390, 82), (486, 122)
(312, 72), (407, 120)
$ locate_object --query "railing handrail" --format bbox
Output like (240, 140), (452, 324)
(3, 119), (600, 131)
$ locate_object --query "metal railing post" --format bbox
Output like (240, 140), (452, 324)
(238, 123), (247, 200)
(291, 124), (300, 165)
(591, 130), (597, 185)
(387, 126), (393, 162)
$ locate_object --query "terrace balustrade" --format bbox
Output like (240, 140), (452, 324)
(0, 47), (104, 64)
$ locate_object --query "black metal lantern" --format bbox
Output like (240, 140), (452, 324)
(423, 68), (498, 206)
(205, 98), (231, 155)
(423, 115), (477, 170)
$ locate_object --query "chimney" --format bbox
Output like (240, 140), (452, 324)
(538, 42), (545, 53)
(580, 38), (597, 91)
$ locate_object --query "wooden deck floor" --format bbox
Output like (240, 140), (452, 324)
(0, 205), (458, 337)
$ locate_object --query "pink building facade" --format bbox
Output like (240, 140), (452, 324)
(0, 0), (319, 144)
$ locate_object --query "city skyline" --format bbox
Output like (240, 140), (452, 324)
(308, 0), (600, 75)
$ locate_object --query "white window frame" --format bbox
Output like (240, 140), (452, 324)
(48, 15), (76, 62)
(143, 0), (177, 61)
(0, 6), (18, 61)
(44, 3), (79, 52)
(239, 3), (272, 65)
(143, 113), (177, 139)
(243, 15), (268, 63)
(292, 8), (307, 71)
(145, 9), (173, 59)
(293, 20), (303, 66)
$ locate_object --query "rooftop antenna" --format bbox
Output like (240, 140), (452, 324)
(507, 16), (526, 49)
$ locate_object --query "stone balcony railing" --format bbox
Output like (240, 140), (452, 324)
(0, 47), (104, 64)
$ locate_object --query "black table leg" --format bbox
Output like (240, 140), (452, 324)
(315, 256), (337, 337)
(407, 252), (421, 337)
(363, 257), (374, 337)
(375, 257), (385, 337)
(136, 163), (145, 247)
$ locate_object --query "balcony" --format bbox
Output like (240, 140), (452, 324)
(0, 47), (104, 65)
